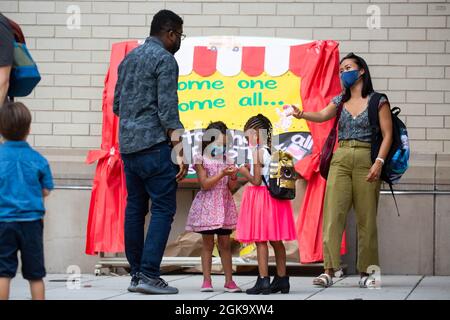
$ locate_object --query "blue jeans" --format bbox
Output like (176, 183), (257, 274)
(121, 141), (178, 278)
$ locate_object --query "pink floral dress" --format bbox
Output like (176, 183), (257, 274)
(186, 155), (238, 233)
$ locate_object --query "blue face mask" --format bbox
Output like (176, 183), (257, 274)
(340, 69), (360, 89)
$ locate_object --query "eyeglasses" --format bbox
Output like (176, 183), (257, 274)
(170, 30), (186, 40)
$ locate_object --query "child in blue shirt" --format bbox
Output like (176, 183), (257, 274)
(0, 101), (54, 300)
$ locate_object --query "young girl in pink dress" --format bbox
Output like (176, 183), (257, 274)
(186, 121), (242, 293)
(236, 114), (297, 295)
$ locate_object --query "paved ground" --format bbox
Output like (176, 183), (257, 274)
(7, 274), (450, 300)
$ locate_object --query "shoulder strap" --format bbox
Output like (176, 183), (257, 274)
(368, 92), (382, 127)
(5, 16), (25, 44)
(333, 101), (344, 129)
(261, 146), (271, 188)
(368, 92), (390, 127)
(261, 145), (271, 155)
(261, 174), (269, 188)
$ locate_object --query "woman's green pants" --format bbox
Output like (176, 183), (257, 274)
(323, 140), (381, 273)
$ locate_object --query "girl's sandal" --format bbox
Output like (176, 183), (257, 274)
(313, 273), (333, 288)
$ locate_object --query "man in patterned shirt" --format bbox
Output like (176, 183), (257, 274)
(113, 10), (188, 295)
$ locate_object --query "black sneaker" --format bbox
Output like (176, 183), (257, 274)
(136, 273), (179, 295)
(127, 273), (140, 293)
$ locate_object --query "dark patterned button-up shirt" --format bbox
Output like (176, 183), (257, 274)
(113, 37), (184, 154)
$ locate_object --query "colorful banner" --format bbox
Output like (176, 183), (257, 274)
(175, 37), (315, 179)
(178, 71), (306, 133)
(178, 70), (312, 178)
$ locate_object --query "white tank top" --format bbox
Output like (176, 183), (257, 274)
(249, 147), (271, 186)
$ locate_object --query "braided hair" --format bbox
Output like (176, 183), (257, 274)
(244, 114), (273, 149)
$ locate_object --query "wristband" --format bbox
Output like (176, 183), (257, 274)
(375, 157), (385, 165)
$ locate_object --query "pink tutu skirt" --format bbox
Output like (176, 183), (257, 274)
(236, 185), (296, 243)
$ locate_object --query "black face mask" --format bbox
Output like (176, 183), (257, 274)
(170, 36), (181, 55)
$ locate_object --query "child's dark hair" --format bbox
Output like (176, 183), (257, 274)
(202, 121), (228, 154)
(244, 114), (273, 148)
(339, 52), (374, 103)
(0, 101), (32, 141)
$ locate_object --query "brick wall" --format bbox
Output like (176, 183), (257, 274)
(1, 0), (449, 153)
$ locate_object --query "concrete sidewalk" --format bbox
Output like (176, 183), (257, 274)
(7, 274), (450, 300)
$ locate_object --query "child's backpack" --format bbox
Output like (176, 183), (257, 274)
(368, 92), (410, 216)
(261, 148), (298, 200)
(6, 16), (41, 98)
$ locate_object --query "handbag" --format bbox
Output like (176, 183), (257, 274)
(319, 101), (344, 180)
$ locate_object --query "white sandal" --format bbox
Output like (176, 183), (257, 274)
(334, 268), (345, 278)
(313, 273), (333, 288)
(359, 275), (376, 288)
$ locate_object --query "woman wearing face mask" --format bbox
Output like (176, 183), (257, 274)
(289, 53), (393, 288)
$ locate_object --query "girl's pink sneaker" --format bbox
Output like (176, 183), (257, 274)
(201, 279), (213, 292)
(224, 280), (242, 293)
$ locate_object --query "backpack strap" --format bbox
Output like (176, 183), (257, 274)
(369, 92), (390, 123)
(262, 145), (271, 155)
(368, 92), (382, 129)
(261, 174), (269, 188)
(260, 146), (271, 188)
(388, 182), (401, 217)
(368, 92), (400, 217)
(5, 16), (25, 44)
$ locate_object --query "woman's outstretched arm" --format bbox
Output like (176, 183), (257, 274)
(289, 102), (338, 123)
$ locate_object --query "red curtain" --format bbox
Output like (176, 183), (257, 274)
(85, 41), (138, 255)
(291, 40), (347, 263)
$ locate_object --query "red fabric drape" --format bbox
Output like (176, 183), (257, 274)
(291, 40), (347, 263)
(85, 41), (138, 255)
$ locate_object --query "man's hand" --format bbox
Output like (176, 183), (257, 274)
(176, 154), (189, 182)
(169, 129), (189, 182)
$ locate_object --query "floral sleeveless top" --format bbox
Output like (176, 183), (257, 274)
(332, 92), (388, 143)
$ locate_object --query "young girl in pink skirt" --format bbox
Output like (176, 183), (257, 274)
(236, 114), (297, 295)
(186, 121), (242, 293)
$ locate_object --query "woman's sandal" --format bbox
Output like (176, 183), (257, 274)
(313, 273), (333, 288)
(359, 275), (376, 288)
